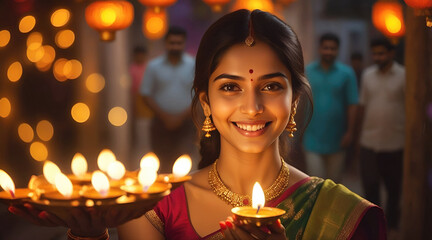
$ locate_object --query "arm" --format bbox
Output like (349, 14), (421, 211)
(117, 215), (164, 240)
(341, 68), (360, 148)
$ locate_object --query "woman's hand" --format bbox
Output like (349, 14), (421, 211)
(220, 216), (287, 240)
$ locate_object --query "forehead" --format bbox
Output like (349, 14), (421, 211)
(213, 41), (288, 74)
(165, 34), (185, 42)
(320, 40), (338, 48)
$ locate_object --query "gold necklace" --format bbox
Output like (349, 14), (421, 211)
(208, 158), (290, 207)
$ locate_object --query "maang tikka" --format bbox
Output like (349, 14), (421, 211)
(245, 17), (255, 47)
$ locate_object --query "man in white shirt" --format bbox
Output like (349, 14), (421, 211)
(358, 38), (405, 231)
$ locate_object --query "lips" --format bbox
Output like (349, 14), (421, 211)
(235, 123), (266, 132)
(233, 121), (271, 136)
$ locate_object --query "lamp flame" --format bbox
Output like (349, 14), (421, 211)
(91, 170), (110, 197)
(0, 170), (15, 198)
(97, 149), (116, 172)
(107, 160), (125, 180)
(140, 152), (160, 172)
(54, 173), (73, 198)
(172, 154), (192, 178)
(252, 182), (265, 209)
(43, 161), (61, 185)
(138, 168), (157, 192)
(71, 153), (88, 177)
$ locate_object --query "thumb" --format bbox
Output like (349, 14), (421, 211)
(268, 219), (285, 234)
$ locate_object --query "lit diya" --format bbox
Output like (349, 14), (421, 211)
(232, 182), (285, 227)
(41, 172), (81, 201)
(67, 153), (92, 185)
(81, 171), (124, 203)
(0, 169), (33, 204)
(157, 154), (192, 189)
(122, 167), (171, 198)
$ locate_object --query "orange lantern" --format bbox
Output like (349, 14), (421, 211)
(404, 0), (432, 27)
(85, 0), (134, 41)
(138, 0), (176, 13)
(232, 0), (275, 13)
(203, 0), (230, 12)
(142, 9), (168, 40)
(372, 0), (406, 39)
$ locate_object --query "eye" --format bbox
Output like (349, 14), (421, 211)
(220, 83), (241, 92)
(262, 82), (283, 91)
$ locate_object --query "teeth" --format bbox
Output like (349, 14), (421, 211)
(236, 123), (266, 132)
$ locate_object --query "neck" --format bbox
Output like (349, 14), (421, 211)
(320, 60), (334, 71)
(216, 142), (282, 196)
(167, 54), (181, 65)
(378, 61), (393, 73)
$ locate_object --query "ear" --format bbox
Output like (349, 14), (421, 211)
(199, 92), (211, 116)
(292, 96), (300, 109)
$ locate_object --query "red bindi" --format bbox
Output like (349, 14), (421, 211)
(249, 69), (253, 74)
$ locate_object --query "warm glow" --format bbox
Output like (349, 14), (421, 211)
(138, 168), (157, 192)
(143, 10), (168, 40)
(55, 29), (75, 49)
(172, 154), (192, 178)
(97, 149), (116, 172)
(19, 15), (36, 33)
(91, 170), (110, 197)
(138, 0), (177, 11)
(18, 123), (34, 143)
(385, 14), (402, 33)
(71, 102), (90, 123)
(404, 0), (432, 8)
(53, 58), (68, 82)
(107, 161), (126, 180)
(0, 30), (11, 47)
(36, 120), (54, 141)
(0, 98), (11, 118)
(140, 152), (160, 172)
(7, 61), (23, 82)
(26, 32), (43, 49)
(101, 7), (117, 26)
(108, 107), (127, 126)
(86, 73), (105, 93)
(29, 141), (48, 161)
(232, 0), (274, 13)
(202, 0), (230, 11)
(43, 161), (61, 185)
(51, 9), (71, 27)
(54, 172), (73, 198)
(35, 45), (56, 72)
(71, 153), (88, 177)
(27, 45), (45, 63)
(64, 59), (82, 79)
(0, 170), (15, 197)
(252, 182), (265, 209)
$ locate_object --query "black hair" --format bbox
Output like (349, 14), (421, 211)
(165, 26), (187, 39)
(370, 38), (395, 51)
(319, 32), (340, 47)
(191, 9), (313, 169)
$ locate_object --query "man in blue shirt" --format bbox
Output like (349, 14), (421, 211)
(304, 33), (358, 182)
(140, 26), (196, 173)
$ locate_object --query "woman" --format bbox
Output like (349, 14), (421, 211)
(10, 9), (386, 240)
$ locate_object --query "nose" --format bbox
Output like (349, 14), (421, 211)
(240, 90), (264, 116)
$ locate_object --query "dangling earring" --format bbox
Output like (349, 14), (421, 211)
(286, 105), (297, 138)
(202, 115), (216, 137)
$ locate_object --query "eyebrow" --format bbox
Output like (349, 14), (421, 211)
(213, 72), (288, 82)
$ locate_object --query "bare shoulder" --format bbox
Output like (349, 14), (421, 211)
(286, 164), (309, 188)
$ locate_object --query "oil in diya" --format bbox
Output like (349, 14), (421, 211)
(157, 154), (192, 188)
(67, 153), (92, 185)
(231, 182), (285, 227)
(0, 169), (33, 204)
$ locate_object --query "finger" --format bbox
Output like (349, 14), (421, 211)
(23, 203), (41, 219)
(39, 211), (67, 227)
(9, 206), (45, 226)
(267, 219), (285, 235)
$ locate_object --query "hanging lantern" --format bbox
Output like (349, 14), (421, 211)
(232, 0), (275, 13)
(138, 0), (177, 13)
(203, 0), (230, 12)
(85, 0), (134, 41)
(372, 0), (406, 39)
(142, 9), (168, 40)
(404, 0), (432, 27)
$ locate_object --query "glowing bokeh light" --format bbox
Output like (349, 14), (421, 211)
(0, 30), (11, 47)
(0, 98), (11, 118)
(86, 73), (105, 93)
(26, 32), (43, 49)
(19, 15), (36, 33)
(53, 58), (68, 82)
(7, 61), (23, 82)
(101, 7), (117, 26)
(29, 141), (48, 161)
(385, 14), (402, 34)
(27, 45), (45, 63)
(18, 123), (34, 143)
(36, 120), (54, 141)
(108, 107), (127, 126)
(55, 29), (75, 49)
(71, 102), (90, 123)
(51, 9), (71, 27)
(146, 16), (164, 34)
(63, 59), (82, 79)
(35, 45), (56, 72)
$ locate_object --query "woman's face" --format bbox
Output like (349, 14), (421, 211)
(200, 41), (294, 154)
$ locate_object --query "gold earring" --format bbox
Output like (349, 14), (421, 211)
(286, 106), (297, 138)
(202, 115), (216, 137)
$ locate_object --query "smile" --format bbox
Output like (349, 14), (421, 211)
(235, 123), (266, 132)
(233, 121), (271, 137)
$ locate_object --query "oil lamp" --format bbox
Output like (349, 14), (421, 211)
(0, 170), (33, 204)
(81, 170), (124, 203)
(231, 182), (285, 227)
(68, 153), (92, 185)
(157, 154), (192, 189)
